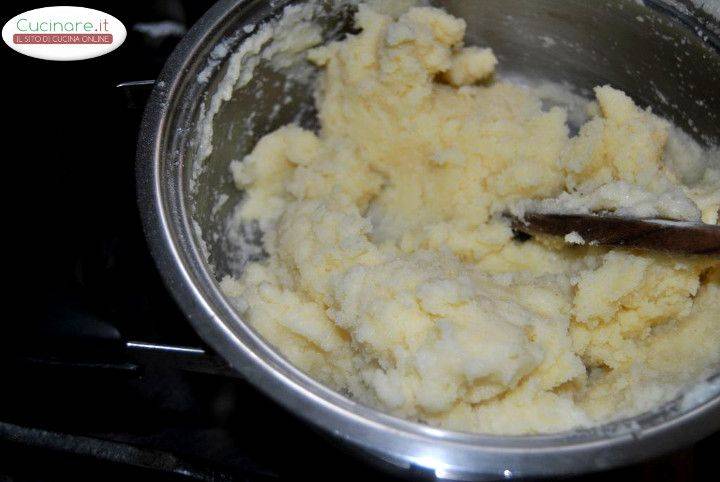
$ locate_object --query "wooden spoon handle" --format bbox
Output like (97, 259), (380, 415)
(513, 213), (720, 256)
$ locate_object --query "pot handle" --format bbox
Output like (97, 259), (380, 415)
(116, 79), (156, 110)
(8, 309), (237, 378)
(125, 341), (236, 377)
(9, 338), (237, 379)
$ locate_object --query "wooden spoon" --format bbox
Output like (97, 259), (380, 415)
(510, 213), (720, 255)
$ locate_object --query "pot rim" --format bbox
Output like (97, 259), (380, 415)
(136, 0), (720, 478)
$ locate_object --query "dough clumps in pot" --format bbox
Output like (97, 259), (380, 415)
(220, 4), (720, 434)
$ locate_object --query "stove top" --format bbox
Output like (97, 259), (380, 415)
(2, 1), (719, 480)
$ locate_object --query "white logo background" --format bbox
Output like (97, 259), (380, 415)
(2, 6), (126, 61)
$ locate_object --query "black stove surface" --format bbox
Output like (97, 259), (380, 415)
(2, 1), (719, 480)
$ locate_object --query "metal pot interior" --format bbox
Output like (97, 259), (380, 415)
(152, 0), (720, 472)
(190, 0), (720, 281)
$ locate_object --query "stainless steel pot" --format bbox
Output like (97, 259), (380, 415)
(136, 0), (720, 479)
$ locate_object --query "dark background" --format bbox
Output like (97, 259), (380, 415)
(1, 1), (719, 480)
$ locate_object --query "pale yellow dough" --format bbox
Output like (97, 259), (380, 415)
(220, 5), (720, 434)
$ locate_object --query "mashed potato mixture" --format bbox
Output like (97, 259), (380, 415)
(219, 4), (720, 434)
